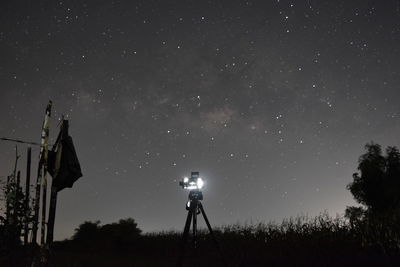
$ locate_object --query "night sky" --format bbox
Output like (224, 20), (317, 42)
(1, 0), (400, 241)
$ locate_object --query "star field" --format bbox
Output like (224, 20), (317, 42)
(1, 0), (400, 240)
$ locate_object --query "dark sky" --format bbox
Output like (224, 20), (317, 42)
(1, 0), (399, 240)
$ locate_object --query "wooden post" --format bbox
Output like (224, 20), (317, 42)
(31, 101), (52, 245)
(46, 188), (58, 244)
(41, 173), (47, 246)
(40, 103), (52, 246)
(46, 119), (67, 244)
(32, 165), (42, 243)
(16, 171), (22, 238)
(12, 147), (20, 225)
(14, 171), (21, 222)
(17, 171), (21, 187)
(24, 147), (32, 245)
(13, 145), (20, 186)
(6, 175), (10, 222)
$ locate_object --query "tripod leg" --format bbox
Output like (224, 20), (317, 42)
(193, 203), (198, 250)
(177, 209), (193, 267)
(198, 202), (228, 267)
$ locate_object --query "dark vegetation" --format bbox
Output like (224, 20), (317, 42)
(1, 142), (400, 266)
(0, 171), (33, 267)
(49, 213), (400, 267)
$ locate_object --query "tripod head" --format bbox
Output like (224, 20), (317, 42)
(189, 190), (203, 201)
(186, 190), (203, 211)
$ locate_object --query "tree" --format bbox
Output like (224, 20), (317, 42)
(101, 218), (142, 247)
(72, 218), (142, 249)
(345, 206), (365, 227)
(347, 142), (400, 217)
(0, 174), (31, 246)
(72, 220), (101, 241)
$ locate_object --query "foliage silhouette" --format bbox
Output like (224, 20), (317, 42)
(71, 218), (141, 250)
(72, 220), (101, 243)
(346, 142), (400, 255)
(347, 142), (400, 216)
(49, 214), (400, 267)
(0, 174), (33, 267)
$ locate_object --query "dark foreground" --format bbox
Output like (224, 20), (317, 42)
(3, 215), (400, 267)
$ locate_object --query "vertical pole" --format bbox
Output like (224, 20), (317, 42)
(17, 171), (21, 187)
(40, 102), (52, 247)
(46, 119), (66, 245)
(45, 188), (57, 244)
(14, 171), (21, 219)
(13, 145), (19, 187)
(12, 147), (20, 225)
(24, 147), (32, 245)
(32, 165), (42, 243)
(31, 101), (52, 245)
(14, 171), (21, 238)
(40, 176), (47, 246)
(6, 175), (11, 222)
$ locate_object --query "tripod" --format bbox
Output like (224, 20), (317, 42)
(177, 190), (226, 267)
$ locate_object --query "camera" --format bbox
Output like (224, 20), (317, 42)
(179, 171), (204, 190)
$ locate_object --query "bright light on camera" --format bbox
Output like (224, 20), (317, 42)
(196, 178), (204, 189)
(179, 172), (205, 190)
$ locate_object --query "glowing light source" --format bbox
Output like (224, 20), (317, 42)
(179, 172), (205, 190)
(196, 178), (204, 189)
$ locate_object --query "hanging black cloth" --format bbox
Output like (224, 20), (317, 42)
(48, 120), (82, 192)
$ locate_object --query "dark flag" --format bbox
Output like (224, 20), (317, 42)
(48, 120), (82, 192)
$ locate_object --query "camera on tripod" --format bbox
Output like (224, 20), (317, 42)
(179, 171), (204, 190)
(177, 171), (225, 266)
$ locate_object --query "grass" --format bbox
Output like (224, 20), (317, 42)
(2, 213), (400, 266)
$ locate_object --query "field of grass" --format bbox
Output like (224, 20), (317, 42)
(48, 214), (400, 267)
(2, 213), (400, 266)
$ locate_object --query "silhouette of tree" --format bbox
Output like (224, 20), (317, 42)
(72, 218), (141, 249)
(347, 142), (400, 217)
(101, 218), (142, 248)
(385, 146), (400, 209)
(72, 220), (101, 241)
(0, 175), (31, 250)
(345, 206), (365, 227)
(114, 218), (142, 238)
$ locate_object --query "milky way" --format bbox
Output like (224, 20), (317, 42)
(1, 0), (399, 240)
